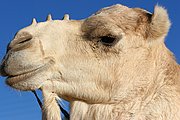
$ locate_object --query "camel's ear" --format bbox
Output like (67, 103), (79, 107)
(148, 5), (171, 39)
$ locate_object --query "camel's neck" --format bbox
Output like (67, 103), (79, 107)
(70, 101), (114, 120)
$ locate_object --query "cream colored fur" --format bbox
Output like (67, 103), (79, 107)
(1, 4), (180, 120)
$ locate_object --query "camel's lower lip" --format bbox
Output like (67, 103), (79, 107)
(6, 66), (44, 86)
(5, 59), (54, 86)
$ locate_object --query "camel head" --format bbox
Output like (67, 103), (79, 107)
(0, 4), (171, 103)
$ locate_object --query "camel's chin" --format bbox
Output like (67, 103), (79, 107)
(5, 59), (56, 91)
(6, 69), (38, 86)
(5, 69), (60, 91)
(5, 67), (44, 90)
(6, 75), (41, 91)
(6, 71), (53, 91)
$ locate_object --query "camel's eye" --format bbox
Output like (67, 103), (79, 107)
(100, 36), (116, 46)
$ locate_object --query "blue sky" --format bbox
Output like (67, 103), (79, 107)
(0, 0), (179, 120)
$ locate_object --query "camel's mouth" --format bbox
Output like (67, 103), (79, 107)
(6, 59), (54, 87)
(6, 66), (43, 86)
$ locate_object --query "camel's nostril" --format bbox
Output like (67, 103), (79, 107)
(18, 37), (32, 44)
(14, 32), (33, 45)
(8, 32), (33, 51)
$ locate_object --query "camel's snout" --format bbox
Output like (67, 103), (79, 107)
(0, 32), (34, 77)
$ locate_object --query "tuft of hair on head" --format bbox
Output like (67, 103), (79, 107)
(148, 5), (171, 40)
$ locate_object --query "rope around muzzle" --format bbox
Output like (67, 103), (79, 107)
(32, 90), (70, 120)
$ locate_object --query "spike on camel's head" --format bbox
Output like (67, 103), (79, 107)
(0, 4), (172, 110)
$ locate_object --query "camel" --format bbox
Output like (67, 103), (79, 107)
(1, 4), (180, 120)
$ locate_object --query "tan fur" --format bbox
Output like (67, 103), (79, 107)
(148, 6), (171, 39)
(1, 4), (180, 120)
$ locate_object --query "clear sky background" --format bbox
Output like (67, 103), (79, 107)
(0, 0), (179, 120)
